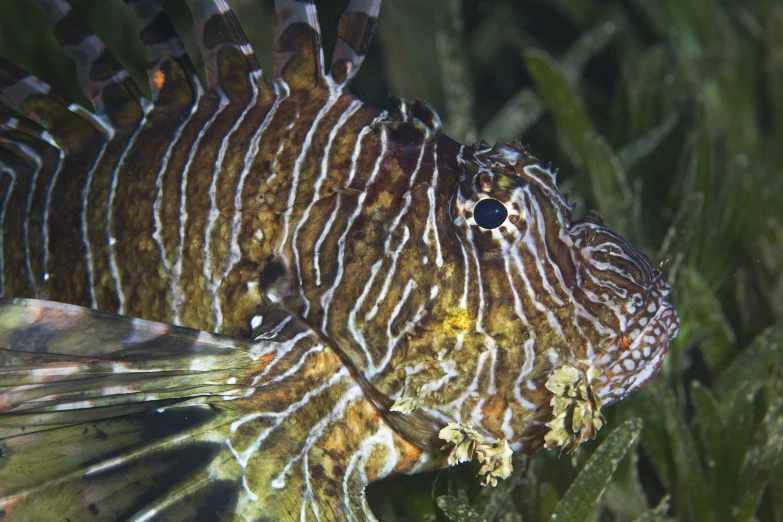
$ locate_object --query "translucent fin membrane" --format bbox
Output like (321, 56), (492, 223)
(185, 0), (265, 103)
(273, 0), (326, 90)
(125, 0), (200, 110)
(30, 0), (145, 129)
(0, 57), (104, 152)
(331, 0), (383, 85)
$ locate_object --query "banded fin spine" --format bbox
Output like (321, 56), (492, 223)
(273, 0), (326, 90)
(124, 0), (200, 110)
(185, 0), (266, 103)
(331, 0), (383, 85)
(30, 0), (146, 129)
(0, 116), (57, 150)
(388, 95), (444, 136)
(0, 57), (105, 151)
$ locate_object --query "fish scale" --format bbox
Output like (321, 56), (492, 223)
(0, 1), (679, 520)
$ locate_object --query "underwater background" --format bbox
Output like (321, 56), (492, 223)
(1, 0), (781, 520)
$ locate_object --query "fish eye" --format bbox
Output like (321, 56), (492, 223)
(473, 198), (508, 229)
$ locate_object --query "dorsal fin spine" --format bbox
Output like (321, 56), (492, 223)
(0, 117), (58, 149)
(184, 0), (266, 102)
(273, 0), (326, 90)
(0, 58), (108, 152)
(330, 0), (383, 85)
(124, 0), (199, 100)
(29, 0), (146, 129)
(67, 104), (114, 141)
(386, 96), (444, 136)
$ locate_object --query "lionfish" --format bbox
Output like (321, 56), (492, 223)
(0, 0), (679, 520)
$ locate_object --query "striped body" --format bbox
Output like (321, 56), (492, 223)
(0, 1), (680, 520)
(1, 78), (381, 334)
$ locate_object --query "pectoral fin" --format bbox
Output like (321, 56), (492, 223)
(0, 298), (260, 520)
(0, 299), (431, 521)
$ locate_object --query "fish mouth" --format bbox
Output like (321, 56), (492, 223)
(593, 297), (680, 404)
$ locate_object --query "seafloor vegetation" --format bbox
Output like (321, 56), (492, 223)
(1, 0), (781, 520)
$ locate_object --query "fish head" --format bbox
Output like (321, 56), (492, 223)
(393, 138), (682, 450)
(294, 110), (678, 454)
(563, 214), (680, 404)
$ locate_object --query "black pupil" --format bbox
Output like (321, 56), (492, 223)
(473, 198), (508, 229)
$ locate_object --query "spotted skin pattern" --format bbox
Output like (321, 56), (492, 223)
(0, 1), (679, 520)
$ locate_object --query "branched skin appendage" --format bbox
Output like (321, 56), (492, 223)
(438, 422), (513, 486)
(543, 364), (605, 453)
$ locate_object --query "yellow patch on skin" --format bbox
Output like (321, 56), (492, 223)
(375, 190), (394, 210)
(441, 307), (473, 333)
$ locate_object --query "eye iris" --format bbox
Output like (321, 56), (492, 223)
(473, 198), (508, 229)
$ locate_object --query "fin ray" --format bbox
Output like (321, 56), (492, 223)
(0, 298), (262, 412)
(184, 0), (265, 102)
(29, 0), (146, 129)
(274, 0), (326, 90)
(331, 0), (383, 85)
(0, 298), (430, 520)
(0, 58), (105, 151)
(124, 0), (200, 110)
(0, 116), (58, 151)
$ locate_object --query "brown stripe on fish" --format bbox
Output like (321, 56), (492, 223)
(0, 124), (48, 297)
(156, 0), (270, 328)
(216, 90), (376, 333)
(201, 87), (265, 330)
(1, 132), (50, 299)
(206, 83), (290, 335)
(80, 132), (137, 312)
(286, 98), (364, 317)
(320, 119), (435, 372)
(274, 83), (367, 315)
(106, 97), (203, 322)
(170, 94), (248, 329)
